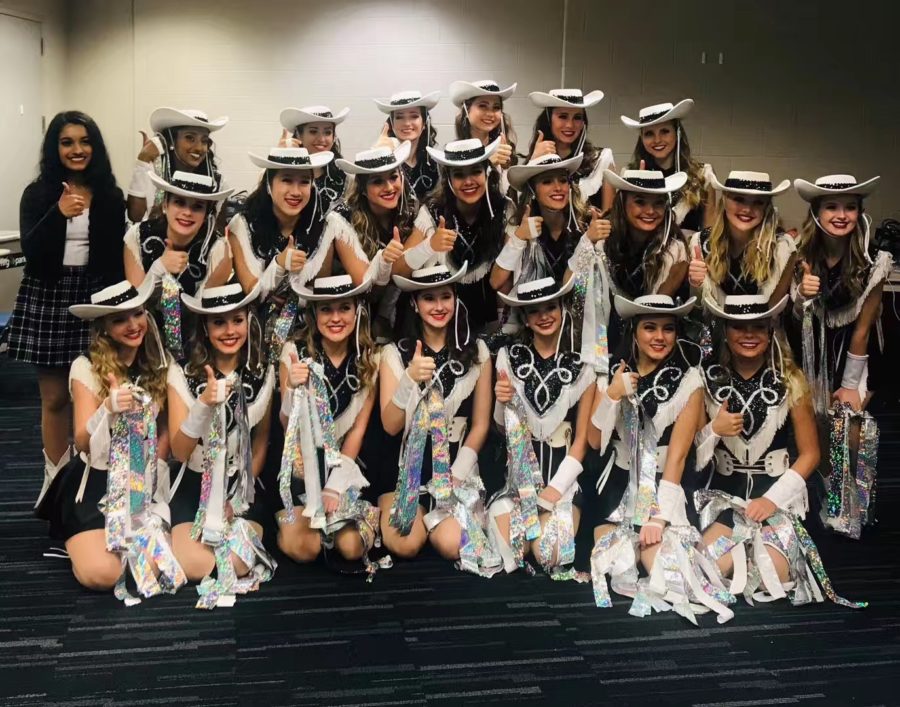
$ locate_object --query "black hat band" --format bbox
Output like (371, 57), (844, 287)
(626, 177), (666, 189)
(312, 110), (334, 118)
(201, 292), (245, 308)
(391, 97), (420, 106)
(95, 287), (140, 306)
(724, 302), (770, 315)
(445, 145), (486, 162)
(412, 273), (454, 285)
(475, 83), (500, 93)
(724, 178), (773, 192)
(519, 284), (558, 301)
(313, 283), (354, 295)
(639, 110), (668, 124)
(170, 178), (216, 194)
(356, 155), (397, 169)
(554, 94), (583, 104)
(816, 183), (855, 191)
(268, 155), (312, 166)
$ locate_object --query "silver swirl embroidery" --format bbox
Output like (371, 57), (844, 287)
(510, 343), (576, 415)
(433, 357), (465, 396)
(706, 364), (782, 437)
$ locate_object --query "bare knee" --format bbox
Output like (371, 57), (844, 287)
(71, 553), (121, 591)
(38, 373), (70, 412)
(334, 526), (365, 561)
(429, 520), (461, 561)
(172, 524), (216, 581)
(382, 526), (426, 559)
(277, 524), (321, 563)
(766, 546), (791, 584)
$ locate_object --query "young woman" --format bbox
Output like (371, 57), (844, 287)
(123, 171), (234, 355)
(229, 147), (335, 360)
(492, 152), (610, 292)
(621, 100), (715, 231)
(323, 142), (412, 338)
(792, 175), (888, 537)
(395, 138), (511, 334)
(693, 294), (861, 609)
(36, 280), (184, 599)
(9, 111), (126, 506)
(586, 295), (733, 621)
(378, 264), (498, 574)
(527, 88), (615, 209)
(276, 275), (383, 573)
(166, 284), (276, 607)
(687, 171), (795, 306)
(489, 277), (597, 575)
(374, 90), (441, 200)
(127, 107), (228, 223)
(280, 104), (350, 215)
(449, 79), (518, 189)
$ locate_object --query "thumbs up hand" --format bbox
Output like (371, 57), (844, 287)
(137, 130), (161, 162)
(199, 365), (232, 406)
(430, 215), (457, 252)
(798, 260), (820, 298)
(494, 368), (514, 404)
(491, 134), (513, 168)
(530, 129), (557, 160)
(287, 350), (310, 388)
(711, 396), (743, 437)
(585, 207), (612, 242)
(277, 235), (305, 272)
(514, 204), (542, 241)
(688, 244), (708, 288)
(104, 373), (135, 413)
(279, 128), (300, 148)
(59, 182), (86, 218)
(382, 226), (405, 264)
(407, 340), (436, 383)
(161, 238), (189, 274)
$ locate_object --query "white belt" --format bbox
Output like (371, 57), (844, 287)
(611, 439), (669, 474)
(714, 448), (789, 478)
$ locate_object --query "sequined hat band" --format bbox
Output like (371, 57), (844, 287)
(94, 286), (141, 306)
(724, 178), (773, 192)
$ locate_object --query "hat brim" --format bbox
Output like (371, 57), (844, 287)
(148, 172), (234, 201)
(604, 169), (688, 194)
(335, 141), (412, 175)
(374, 91), (440, 113)
(794, 176), (880, 202)
(705, 295), (789, 322)
(614, 295), (696, 319)
(449, 81), (517, 107)
(497, 275), (576, 308)
(280, 106), (350, 130)
(392, 262), (469, 292)
(181, 284), (261, 315)
(292, 276), (373, 301)
(427, 136), (502, 168)
(709, 174), (791, 197)
(248, 151), (334, 170)
(620, 99), (694, 129)
(529, 90), (605, 109)
(150, 107), (228, 134)
(507, 153), (585, 190)
(69, 279), (155, 320)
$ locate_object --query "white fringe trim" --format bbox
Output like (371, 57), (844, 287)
(123, 224), (142, 266)
(825, 250), (892, 328)
(228, 214), (263, 278)
(650, 238), (687, 294)
(247, 365), (275, 429)
(759, 234), (797, 300)
(414, 206), (436, 237)
(326, 210), (370, 263)
(579, 147), (614, 198)
(167, 359), (196, 409)
(650, 367), (703, 433)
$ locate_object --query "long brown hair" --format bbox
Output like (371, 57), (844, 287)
(525, 108), (600, 174)
(628, 120), (705, 211)
(344, 170), (417, 259)
(88, 314), (167, 406)
(454, 98), (518, 161)
(509, 170), (589, 227)
(184, 307), (264, 382)
(299, 298), (378, 391)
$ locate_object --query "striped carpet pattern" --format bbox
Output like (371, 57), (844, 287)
(1, 359), (898, 706)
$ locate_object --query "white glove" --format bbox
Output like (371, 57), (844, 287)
(763, 468), (809, 517)
(180, 399), (215, 440)
(391, 371), (418, 410)
(590, 391), (620, 454)
(451, 446), (478, 482)
(258, 257), (287, 300)
(127, 158), (153, 199)
(656, 479), (687, 525)
(494, 236), (527, 271)
(403, 238), (437, 270)
(324, 454), (370, 495)
(547, 455), (582, 496)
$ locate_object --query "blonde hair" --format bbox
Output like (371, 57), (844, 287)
(706, 197), (779, 287)
(88, 317), (167, 407)
(718, 327), (808, 406)
(300, 300), (378, 391)
(797, 200), (870, 300)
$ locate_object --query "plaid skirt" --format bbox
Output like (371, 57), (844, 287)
(7, 267), (98, 368)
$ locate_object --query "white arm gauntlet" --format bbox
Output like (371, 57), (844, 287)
(763, 468), (809, 518)
(369, 250), (393, 286)
(258, 257), (287, 300)
(391, 371), (418, 410)
(280, 387), (294, 419)
(180, 399), (215, 440)
(590, 390), (620, 455)
(656, 479), (687, 525)
(451, 446), (479, 481)
(403, 238), (436, 270)
(840, 352), (868, 390)
(547, 455), (583, 496)
(694, 421), (721, 468)
(127, 159), (153, 199)
(494, 236), (527, 271)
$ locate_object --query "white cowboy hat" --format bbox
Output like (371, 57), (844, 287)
(426, 137), (502, 168)
(449, 79), (517, 106)
(280, 105), (350, 131)
(529, 88), (605, 110)
(335, 141), (412, 175)
(507, 153), (585, 190)
(148, 170), (234, 201)
(709, 170), (791, 197)
(69, 279), (155, 320)
(181, 283), (261, 315)
(497, 276), (575, 308)
(603, 168), (687, 195)
(392, 262), (469, 292)
(705, 294), (789, 321)
(374, 90), (440, 113)
(248, 146), (334, 171)
(149, 107), (228, 134)
(614, 294), (696, 319)
(292, 274), (373, 301)
(794, 174), (880, 202)
(620, 99), (694, 129)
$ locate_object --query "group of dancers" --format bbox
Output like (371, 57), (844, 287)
(8, 80), (884, 621)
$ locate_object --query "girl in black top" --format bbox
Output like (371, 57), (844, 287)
(374, 90), (441, 201)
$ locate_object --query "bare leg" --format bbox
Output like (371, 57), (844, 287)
(65, 529), (122, 591)
(531, 507), (581, 567)
(429, 517), (463, 561)
(172, 521), (262, 581)
(378, 493), (427, 559)
(275, 509), (321, 563)
(37, 367), (71, 463)
(333, 525), (365, 561)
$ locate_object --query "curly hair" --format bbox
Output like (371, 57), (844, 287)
(706, 197), (779, 287)
(88, 315), (168, 407)
(525, 108), (600, 175)
(385, 108), (437, 167)
(798, 198), (870, 300)
(628, 120), (706, 212)
(298, 299), (379, 391)
(605, 191), (681, 294)
(717, 327), (809, 406)
(344, 170), (417, 259)
(38, 111), (119, 197)
(454, 99), (518, 164)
